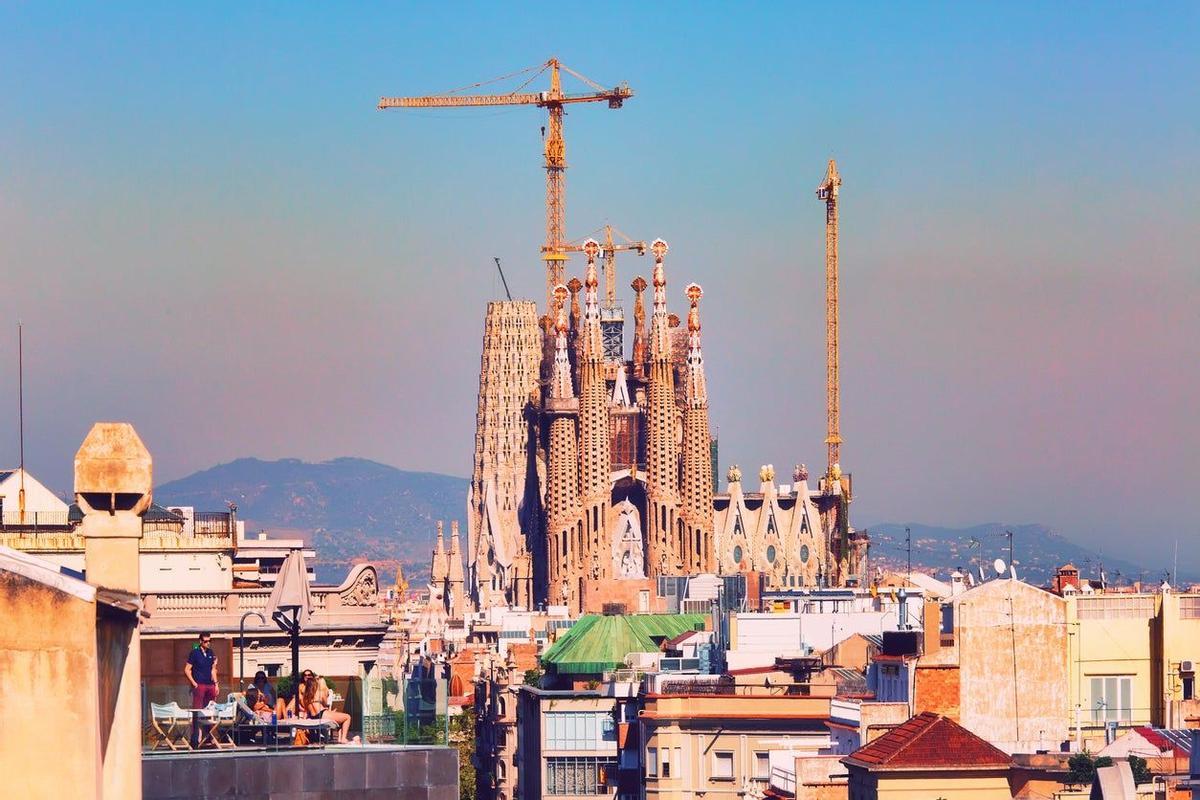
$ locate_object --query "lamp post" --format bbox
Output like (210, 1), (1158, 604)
(239, 611), (266, 688)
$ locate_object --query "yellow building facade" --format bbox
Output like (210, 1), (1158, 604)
(1066, 589), (1200, 747)
(641, 693), (832, 799)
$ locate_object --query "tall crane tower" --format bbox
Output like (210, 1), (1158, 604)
(379, 59), (633, 313)
(816, 159), (842, 477)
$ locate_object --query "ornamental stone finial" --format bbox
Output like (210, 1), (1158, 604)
(583, 237), (600, 262)
(651, 238), (669, 262)
(686, 283), (703, 332)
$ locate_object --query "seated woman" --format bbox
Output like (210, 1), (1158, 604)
(252, 670), (276, 706)
(244, 685), (274, 723)
(299, 671), (352, 743)
(274, 684), (296, 721)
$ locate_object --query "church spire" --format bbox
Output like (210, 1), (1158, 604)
(576, 238), (611, 589)
(550, 284), (573, 400)
(649, 239), (671, 362)
(645, 238), (680, 576)
(680, 282), (714, 572)
(630, 275), (648, 372)
(431, 520), (448, 583)
(684, 283), (707, 407)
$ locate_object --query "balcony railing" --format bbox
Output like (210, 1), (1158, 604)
(0, 510), (73, 529)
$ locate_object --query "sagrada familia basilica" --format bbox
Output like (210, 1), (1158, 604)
(465, 238), (867, 613)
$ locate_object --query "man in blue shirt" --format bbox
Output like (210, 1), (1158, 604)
(185, 632), (219, 746)
(185, 631), (219, 704)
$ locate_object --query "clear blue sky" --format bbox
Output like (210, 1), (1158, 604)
(2, 3), (1197, 574)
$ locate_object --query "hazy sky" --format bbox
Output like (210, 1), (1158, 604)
(2, 3), (1197, 574)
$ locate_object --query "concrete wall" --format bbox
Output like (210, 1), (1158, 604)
(955, 579), (1069, 751)
(140, 551), (232, 592)
(142, 746), (459, 799)
(0, 468), (69, 516)
(0, 571), (101, 799)
(733, 611), (896, 660)
(848, 768), (1011, 800)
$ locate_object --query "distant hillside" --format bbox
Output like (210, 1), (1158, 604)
(865, 522), (1182, 587)
(156, 457), (468, 585)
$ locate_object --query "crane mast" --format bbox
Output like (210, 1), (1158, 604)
(816, 159), (842, 477)
(379, 58), (632, 313)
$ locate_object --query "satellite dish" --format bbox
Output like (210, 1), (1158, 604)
(1009, 564), (1019, 581)
(993, 558), (1007, 576)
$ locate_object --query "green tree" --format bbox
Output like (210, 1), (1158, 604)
(1128, 755), (1152, 785)
(1067, 752), (1112, 786)
(523, 667), (542, 687)
(450, 708), (477, 800)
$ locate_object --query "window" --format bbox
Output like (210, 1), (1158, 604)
(1090, 676), (1133, 724)
(546, 756), (616, 795)
(766, 545), (777, 563)
(1184, 676), (1194, 701)
(646, 747), (658, 778)
(659, 746), (679, 778)
(733, 545), (743, 563)
(800, 544), (810, 563)
(1181, 596), (1200, 619)
(545, 712), (615, 750)
(1077, 597), (1155, 620)
(754, 752), (769, 780)
(712, 751), (734, 781)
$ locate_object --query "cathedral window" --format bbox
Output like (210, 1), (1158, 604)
(732, 545), (743, 564)
(800, 544), (810, 563)
(766, 545), (777, 564)
(767, 512), (777, 536)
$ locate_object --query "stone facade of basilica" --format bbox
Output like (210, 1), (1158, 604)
(465, 239), (865, 612)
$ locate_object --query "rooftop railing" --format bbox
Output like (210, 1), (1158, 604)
(0, 510), (73, 529)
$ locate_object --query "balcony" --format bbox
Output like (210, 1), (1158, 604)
(0, 510), (74, 533)
(141, 563), (388, 635)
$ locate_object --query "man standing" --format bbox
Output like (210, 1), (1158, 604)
(184, 632), (218, 746)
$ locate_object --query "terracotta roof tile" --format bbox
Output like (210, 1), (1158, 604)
(843, 712), (1011, 771)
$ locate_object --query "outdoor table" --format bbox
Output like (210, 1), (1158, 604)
(186, 708), (217, 749)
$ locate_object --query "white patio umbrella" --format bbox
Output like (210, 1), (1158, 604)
(265, 549), (314, 689)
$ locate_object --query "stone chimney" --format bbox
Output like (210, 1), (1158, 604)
(74, 422), (151, 800)
(922, 598), (941, 656)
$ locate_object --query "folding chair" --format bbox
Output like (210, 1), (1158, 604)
(149, 702), (190, 751)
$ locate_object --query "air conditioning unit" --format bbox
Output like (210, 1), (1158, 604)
(1181, 660), (1195, 674)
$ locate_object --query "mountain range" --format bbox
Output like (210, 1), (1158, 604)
(156, 457), (467, 584)
(156, 457), (1184, 588)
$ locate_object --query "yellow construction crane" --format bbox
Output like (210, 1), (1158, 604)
(378, 58), (633, 313)
(816, 159), (842, 477)
(563, 224), (646, 306)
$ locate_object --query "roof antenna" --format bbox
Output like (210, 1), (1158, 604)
(17, 322), (26, 524)
(493, 257), (513, 301)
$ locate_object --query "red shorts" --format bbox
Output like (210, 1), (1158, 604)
(192, 682), (218, 708)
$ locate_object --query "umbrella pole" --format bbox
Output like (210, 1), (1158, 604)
(290, 609), (300, 702)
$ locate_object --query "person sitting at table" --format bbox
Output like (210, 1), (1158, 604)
(252, 670), (276, 706)
(300, 670), (352, 743)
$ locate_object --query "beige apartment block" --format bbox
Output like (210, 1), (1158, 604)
(950, 577), (1070, 751)
(641, 694), (831, 799)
